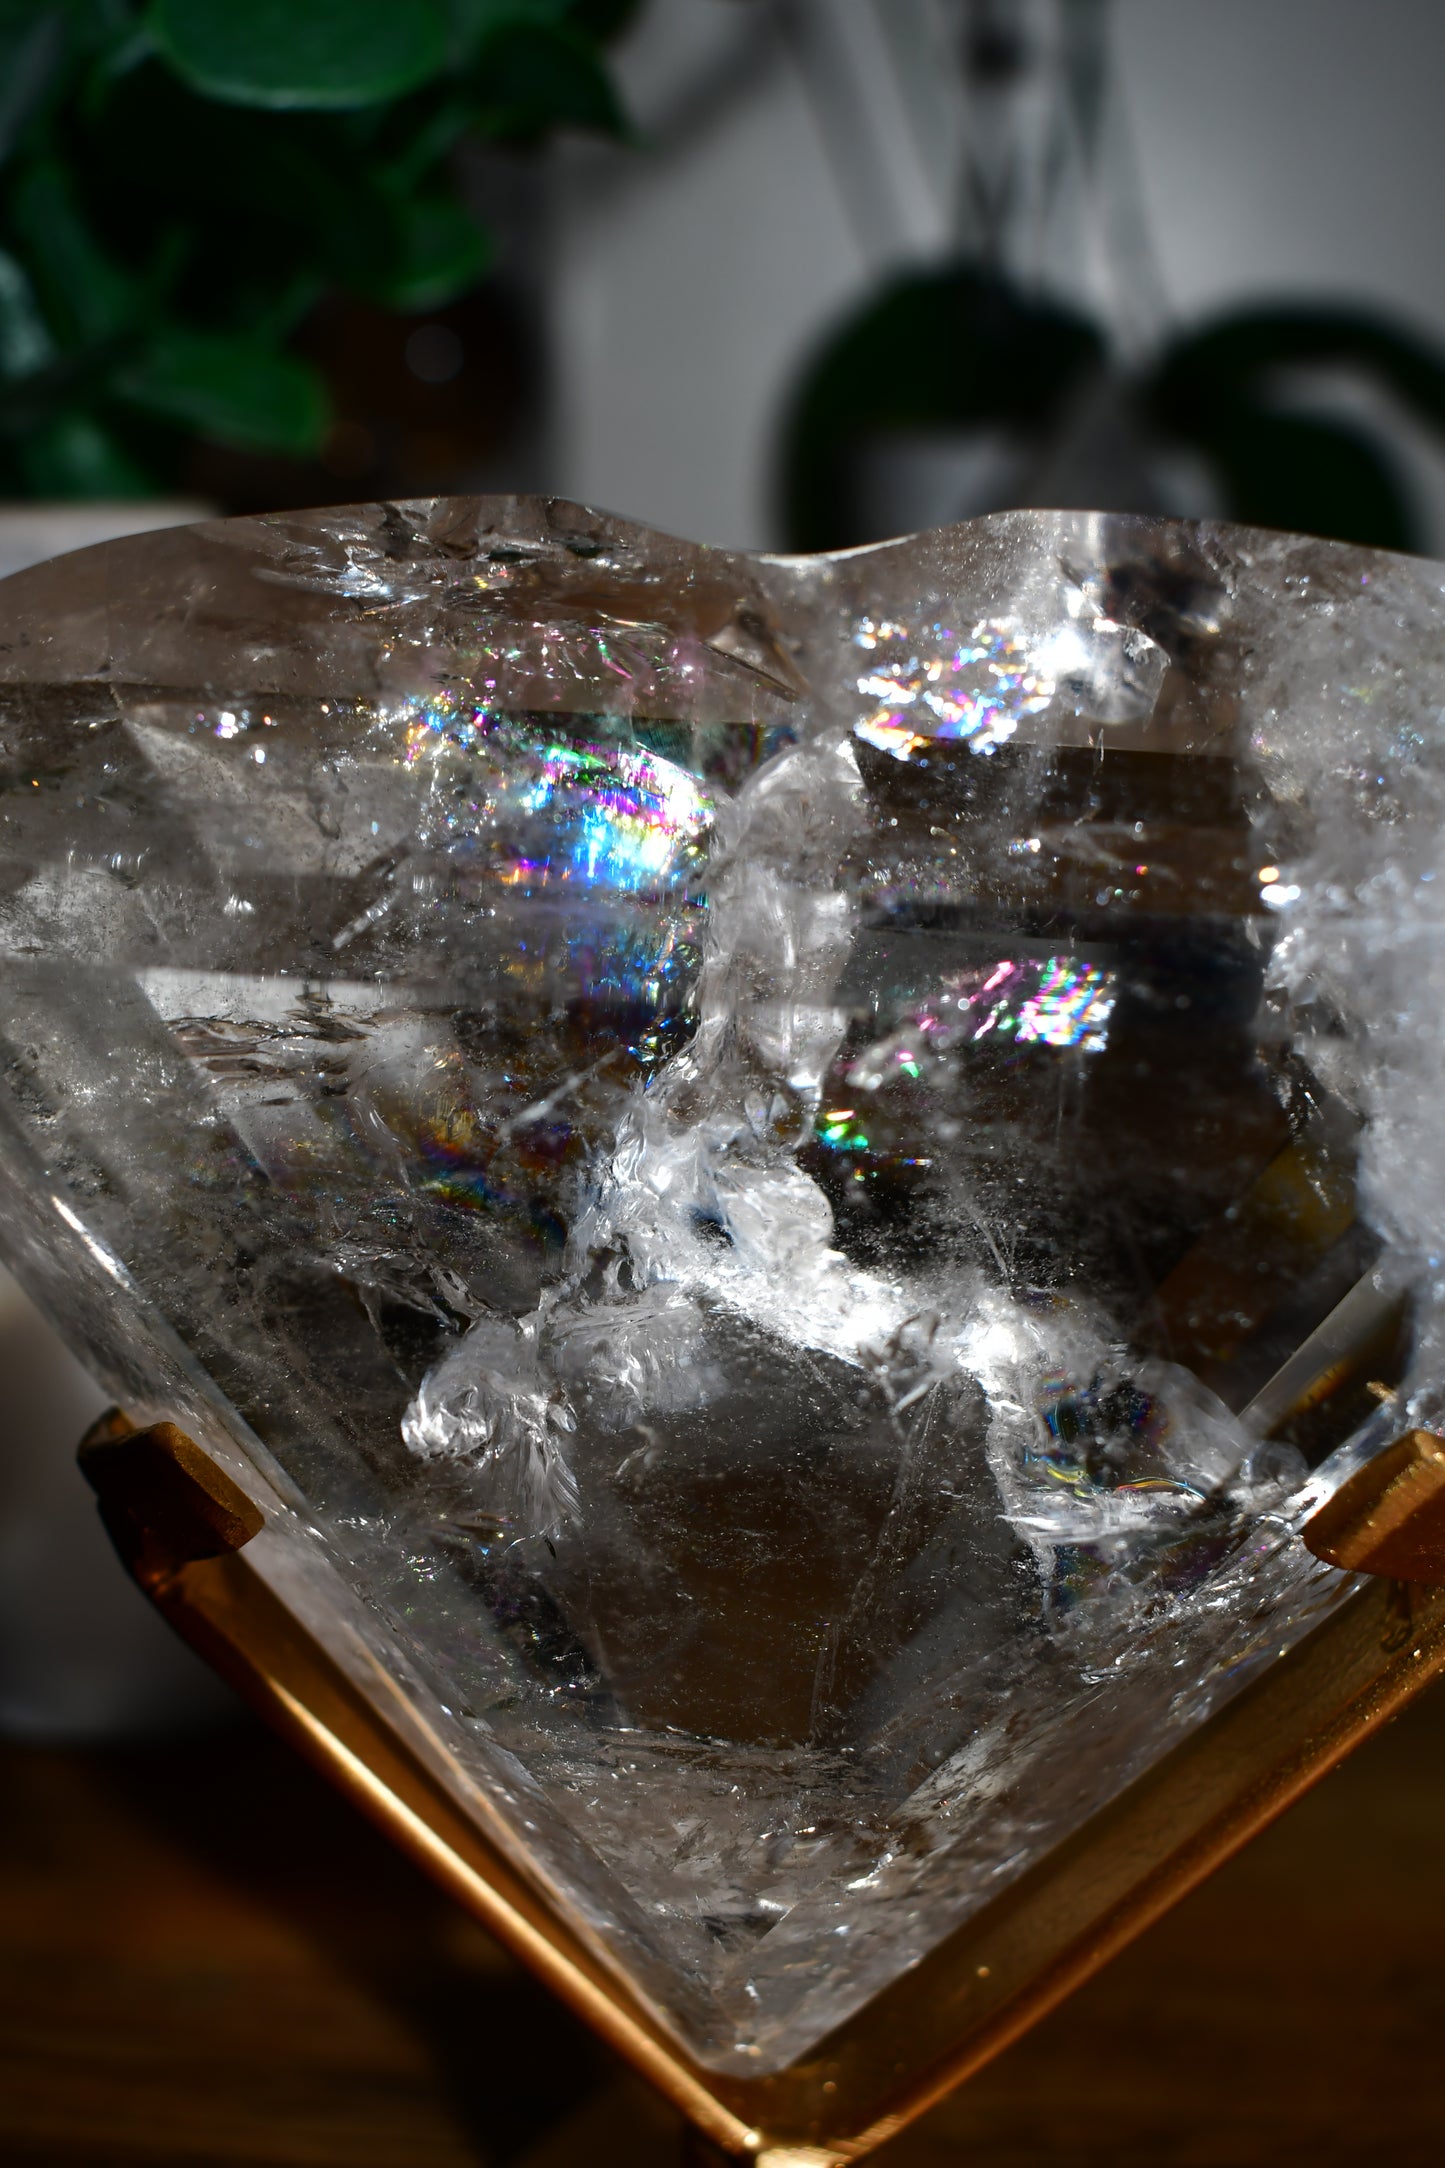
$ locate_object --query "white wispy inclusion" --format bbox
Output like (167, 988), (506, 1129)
(402, 691), (1252, 1552)
(401, 1312), (581, 1533)
(1249, 570), (1445, 1447)
(400, 725), (891, 1533)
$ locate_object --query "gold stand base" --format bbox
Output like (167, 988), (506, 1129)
(78, 1409), (1445, 2164)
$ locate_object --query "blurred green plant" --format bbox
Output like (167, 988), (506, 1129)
(782, 267), (1445, 556)
(0, 0), (635, 496)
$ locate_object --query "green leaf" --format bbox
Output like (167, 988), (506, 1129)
(0, 8), (66, 172)
(1146, 305), (1445, 441)
(10, 157), (134, 343)
(446, 0), (573, 59)
(149, 0), (450, 111)
(1141, 304), (1445, 551)
(563, 0), (643, 40)
(779, 266), (1106, 551)
(469, 22), (629, 139)
(362, 193), (493, 313)
(17, 410), (156, 497)
(1184, 408), (1414, 553)
(116, 328), (329, 453)
(0, 247), (54, 380)
(78, 21), (159, 125)
(373, 90), (479, 195)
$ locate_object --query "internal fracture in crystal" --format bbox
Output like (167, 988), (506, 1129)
(0, 497), (1431, 2072)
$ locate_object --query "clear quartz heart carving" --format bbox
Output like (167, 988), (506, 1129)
(0, 498), (1440, 2083)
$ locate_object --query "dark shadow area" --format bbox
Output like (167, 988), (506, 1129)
(4, 1680), (1445, 2162)
(65, 1720), (614, 2165)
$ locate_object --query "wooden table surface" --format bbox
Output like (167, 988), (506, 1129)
(3, 1677), (1445, 2168)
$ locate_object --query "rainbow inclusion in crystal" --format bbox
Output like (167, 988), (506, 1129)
(393, 690), (712, 894)
(853, 614), (1055, 758)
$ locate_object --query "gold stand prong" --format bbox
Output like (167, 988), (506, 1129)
(76, 1410), (1445, 2165)
(77, 1407), (264, 1591)
(1303, 1429), (1445, 1582)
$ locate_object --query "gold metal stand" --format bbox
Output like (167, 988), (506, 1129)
(79, 1411), (1445, 2165)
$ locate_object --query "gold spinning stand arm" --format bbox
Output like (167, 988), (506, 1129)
(75, 1411), (778, 2164)
(77, 1412), (1445, 2166)
(1302, 1430), (1445, 1581)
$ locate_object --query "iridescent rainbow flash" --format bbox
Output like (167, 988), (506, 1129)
(853, 615), (1055, 759)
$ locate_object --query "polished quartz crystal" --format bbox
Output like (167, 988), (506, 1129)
(0, 498), (1437, 2069)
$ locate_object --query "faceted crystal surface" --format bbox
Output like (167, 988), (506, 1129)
(0, 499), (1438, 2069)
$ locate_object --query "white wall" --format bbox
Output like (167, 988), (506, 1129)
(546, 0), (1445, 550)
(1117, 0), (1445, 328)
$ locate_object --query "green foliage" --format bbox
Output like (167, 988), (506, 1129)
(783, 266), (1105, 554)
(150, 0), (451, 112)
(1140, 305), (1445, 552)
(116, 328), (329, 452)
(0, 0), (632, 496)
(467, 22), (630, 142)
(783, 273), (1445, 556)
